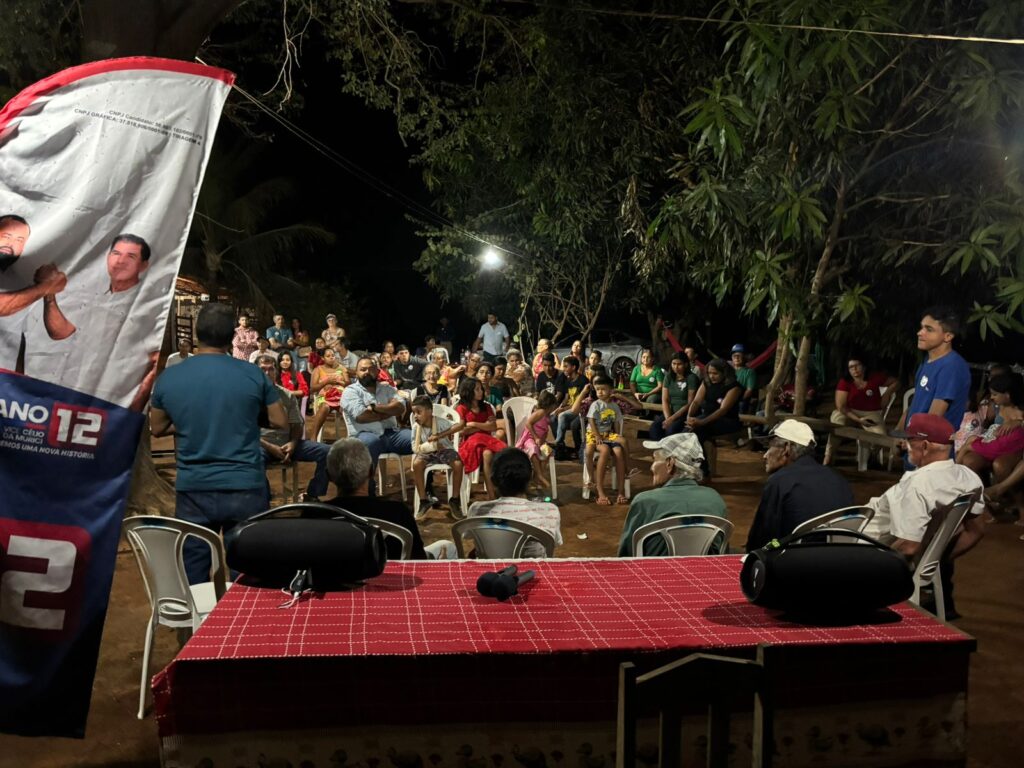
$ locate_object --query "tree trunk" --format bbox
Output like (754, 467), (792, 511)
(792, 176), (847, 417)
(125, 417), (176, 516)
(763, 313), (793, 420)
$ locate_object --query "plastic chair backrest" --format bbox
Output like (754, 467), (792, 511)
(433, 402), (462, 450)
(122, 516), (227, 628)
(631, 515), (735, 557)
(913, 490), (978, 582)
(451, 516), (556, 558)
(362, 517), (414, 560)
(791, 505), (875, 541)
(503, 396), (537, 445)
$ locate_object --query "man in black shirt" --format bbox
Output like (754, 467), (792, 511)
(534, 353), (567, 405)
(554, 355), (587, 455)
(324, 438), (455, 559)
(745, 420), (853, 551)
(392, 344), (425, 389)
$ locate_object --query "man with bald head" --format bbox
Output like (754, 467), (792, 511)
(0, 214), (69, 371)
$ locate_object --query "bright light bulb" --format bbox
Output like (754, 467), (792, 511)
(482, 248), (503, 269)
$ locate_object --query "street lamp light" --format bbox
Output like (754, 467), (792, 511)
(481, 247), (503, 269)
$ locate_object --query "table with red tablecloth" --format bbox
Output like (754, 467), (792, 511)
(153, 557), (973, 768)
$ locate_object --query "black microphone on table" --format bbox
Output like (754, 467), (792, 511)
(476, 565), (536, 601)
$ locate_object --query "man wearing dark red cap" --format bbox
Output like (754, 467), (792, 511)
(864, 414), (984, 555)
(864, 413), (984, 618)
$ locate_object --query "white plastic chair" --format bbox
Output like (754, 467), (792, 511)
(451, 516), (557, 558)
(122, 516), (228, 719)
(412, 403), (471, 513)
(631, 514), (734, 557)
(581, 412), (631, 500)
(362, 516), (415, 560)
(503, 396), (558, 499)
(376, 452), (409, 501)
(910, 490), (980, 622)
(791, 505), (875, 542)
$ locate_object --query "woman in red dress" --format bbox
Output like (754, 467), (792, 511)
(278, 351), (309, 397)
(455, 377), (507, 499)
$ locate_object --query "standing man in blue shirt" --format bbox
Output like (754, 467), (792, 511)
(151, 303), (287, 583)
(906, 306), (972, 432)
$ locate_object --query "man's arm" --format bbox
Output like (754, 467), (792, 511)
(472, 335), (482, 353)
(267, 400), (288, 431)
(150, 406), (174, 436)
(950, 514), (985, 558)
(745, 482), (781, 552)
(42, 293), (76, 340)
(128, 351), (160, 412)
(927, 399), (950, 418)
(0, 265), (67, 316)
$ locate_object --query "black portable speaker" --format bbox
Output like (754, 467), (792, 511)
(227, 503), (387, 589)
(740, 530), (913, 616)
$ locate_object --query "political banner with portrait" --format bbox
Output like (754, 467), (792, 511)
(0, 58), (233, 736)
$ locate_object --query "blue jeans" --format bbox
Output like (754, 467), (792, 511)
(355, 428), (413, 495)
(555, 411), (580, 446)
(262, 439), (330, 497)
(175, 487), (270, 584)
(648, 413), (687, 440)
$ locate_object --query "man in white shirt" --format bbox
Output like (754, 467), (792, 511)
(864, 413), (984, 619)
(341, 356), (412, 494)
(468, 448), (562, 558)
(473, 312), (510, 363)
(23, 232), (158, 409)
(165, 338), (193, 367)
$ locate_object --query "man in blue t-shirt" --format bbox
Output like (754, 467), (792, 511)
(151, 303), (287, 584)
(265, 313), (293, 352)
(906, 306), (971, 435)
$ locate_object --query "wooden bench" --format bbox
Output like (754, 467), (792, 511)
(832, 426), (902, 472)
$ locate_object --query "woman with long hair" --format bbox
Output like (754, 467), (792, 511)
(455, 376), (507, 499)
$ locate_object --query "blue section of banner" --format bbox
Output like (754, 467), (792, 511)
(0, 372), (143, 737)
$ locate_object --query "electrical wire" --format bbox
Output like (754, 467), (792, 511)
(507, 1), (1024, 47)
(201, 63), (527, 260)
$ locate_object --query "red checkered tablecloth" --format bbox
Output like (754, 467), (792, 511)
(177, 556), (964, 661)
(154, 557), (970, 738)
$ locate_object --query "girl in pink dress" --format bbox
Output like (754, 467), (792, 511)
(455, 377), (507, 499)
(515, 391), (558, 489)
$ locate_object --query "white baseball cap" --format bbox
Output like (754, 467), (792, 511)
(768, 419), (816, 447)
(642, 433), (705, 464)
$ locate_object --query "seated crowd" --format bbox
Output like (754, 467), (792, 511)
(157, 303), (1013, 618)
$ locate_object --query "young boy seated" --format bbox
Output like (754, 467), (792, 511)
(410, 395), (465, 519)
(585, 375), (628, 506)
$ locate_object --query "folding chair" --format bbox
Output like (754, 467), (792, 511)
(910, 490), (981, 622)
(451, 516), (556, 558)
(122, 516), (228, 719)
(376, 453), (409, 501)
(503, 396), (558, 499)
(631, 514), (734, 557)
(791, 505), (875, 543)
(362, 516), (414, 560)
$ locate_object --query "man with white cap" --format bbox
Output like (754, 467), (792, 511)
(746, 419), (853, 551)
(618, 433), (727, 556)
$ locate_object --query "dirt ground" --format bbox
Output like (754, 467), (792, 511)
(2, 439), (1022, 768)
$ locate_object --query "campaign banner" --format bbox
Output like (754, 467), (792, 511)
(0, 58), (233, 736)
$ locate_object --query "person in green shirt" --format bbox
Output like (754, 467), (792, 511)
(649, 352), (701, 439)
(629, 348), (665, 404)
(618, 433), (729, 556)
(731, 343), (758, 414)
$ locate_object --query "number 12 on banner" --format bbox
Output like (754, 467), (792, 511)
(0, 520), (91, 634)
(48, 404), (105, 450)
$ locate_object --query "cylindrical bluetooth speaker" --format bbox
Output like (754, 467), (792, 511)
(740, 530), (913, 616)
(228, 505), (386, 589)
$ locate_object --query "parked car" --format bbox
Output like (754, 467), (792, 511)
(552, 329), (647, 382)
